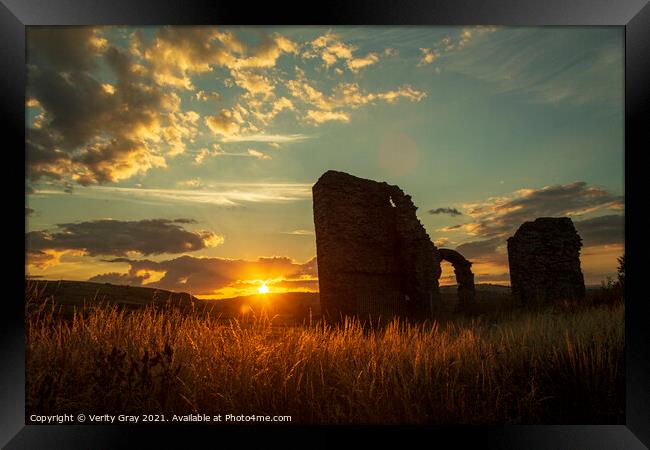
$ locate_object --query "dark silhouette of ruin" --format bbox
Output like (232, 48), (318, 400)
(507, 217), (586, 304)
(312, 171), (588, 322)
(313, 170), (477, 323)
(438, 248), (475, 310)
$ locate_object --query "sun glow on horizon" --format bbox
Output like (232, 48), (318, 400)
(258, 282), (270, 294)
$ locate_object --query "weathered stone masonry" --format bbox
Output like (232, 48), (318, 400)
(312, 170), (442, 323)
(507, 217), (586, 303)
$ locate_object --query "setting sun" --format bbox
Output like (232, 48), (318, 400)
(258, 282), (269, 294)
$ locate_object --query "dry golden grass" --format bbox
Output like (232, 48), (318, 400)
(26, 288), (624, 424)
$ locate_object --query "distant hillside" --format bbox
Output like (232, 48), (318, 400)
(27, 280), (520, 323)
(26, 279), (319, 322)
(27, 280), (199, 314)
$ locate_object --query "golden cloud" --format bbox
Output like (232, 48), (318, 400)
(26, 27), (429, 188)
(418, 26), (498, 66)
(230, 69), (275, 98)
(26, 30), (201, 187)
(142, 27), (240, 89)
(246, 148), (271, 160)
(347, 52), (380, 72)
(288, 69), (426, 125)
(205, 109), (243, 137)
(306, 110), (351, 124)
(231, 34), (298, 69)
(305, 32), (381, 73)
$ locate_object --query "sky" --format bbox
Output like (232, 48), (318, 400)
(25, 26), (625, 299)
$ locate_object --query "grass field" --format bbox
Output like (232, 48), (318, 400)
(25, 286), (624, 424)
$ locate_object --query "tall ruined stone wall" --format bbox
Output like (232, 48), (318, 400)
(312, 170), (441, 323)
(507, 217), (586, 304)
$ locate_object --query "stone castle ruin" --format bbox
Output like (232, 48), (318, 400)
(507, 217), (586, 304)
(312, 171), (586, 323)
(312, 170), (476, 323)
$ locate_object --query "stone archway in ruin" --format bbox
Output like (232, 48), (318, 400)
(437, 248), (475, 310)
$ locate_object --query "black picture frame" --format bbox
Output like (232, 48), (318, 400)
(3, 0), (649, 447)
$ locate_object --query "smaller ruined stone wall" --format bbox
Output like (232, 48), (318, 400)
(507, 217), (586, 304)
(437, 248), (475, 309)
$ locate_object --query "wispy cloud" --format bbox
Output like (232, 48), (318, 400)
(245, 149), (272, 160)
(287, 67), (426, 125)
(282, 229), (314, 236)
(440, 27), (623, 108)
(303, 31), (381, 73)
(418, 26), (498, 67)
(220, 133), (311, 143)
(33, 183), (313, 206)
(178, 144), (274, 163)
(192, 145), (223, 165)
(306, 110), (350, 124)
